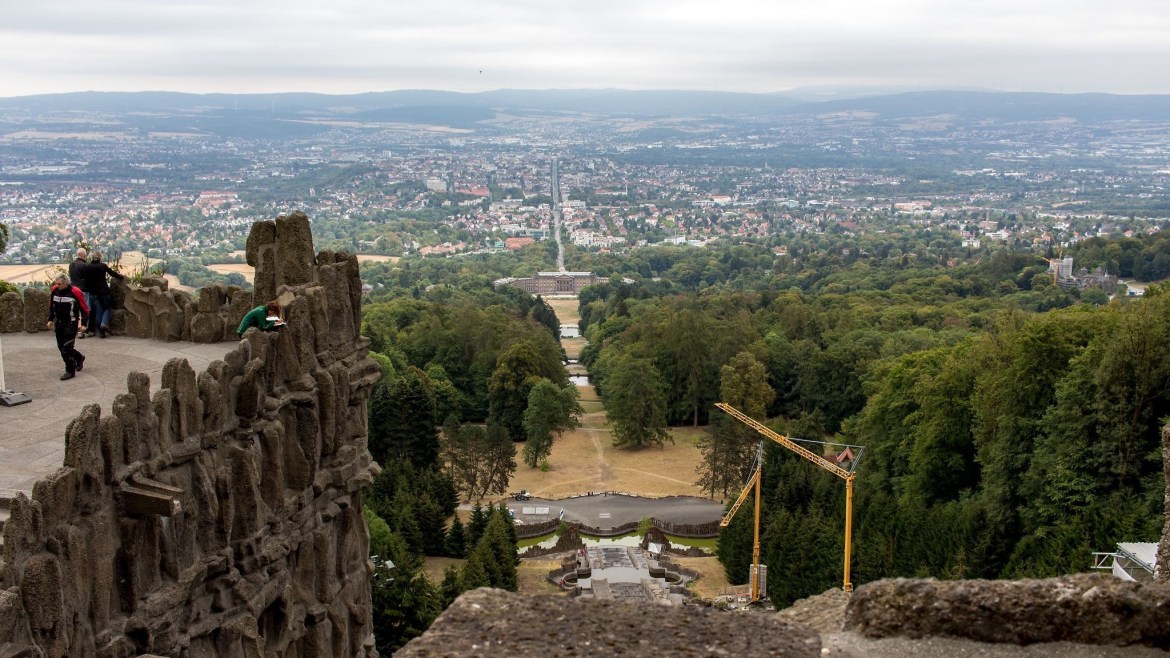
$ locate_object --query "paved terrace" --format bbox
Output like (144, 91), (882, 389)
(0, 332), (233, 501)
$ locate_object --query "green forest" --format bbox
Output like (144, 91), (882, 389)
(566, 242), (1167, 608)
(352, 230), (1167, 648)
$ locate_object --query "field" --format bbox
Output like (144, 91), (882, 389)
(0, 249), (191, 290)
(205, 263), (255, 283)
(672, 556), (735, 599)
(206, 254), (398, 284)
(0, 252), (398, 288)
(494, 295), (711, 500)
(544, 297), (581, 325)
(422, 557), (465, 585)
(422, 556), (564, 596)
(505, 383), (707, 500)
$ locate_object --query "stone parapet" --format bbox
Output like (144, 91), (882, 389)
(844, 574), (1170, 648)
(397, 588), (822, 657)
(1159, 422), (1170, 582)
(0, 213), (380, 657)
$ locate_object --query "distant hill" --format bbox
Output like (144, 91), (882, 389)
(779, 90), (1170, 123)
(0, 89), (804, 119)
(2, 89), (1168, 132)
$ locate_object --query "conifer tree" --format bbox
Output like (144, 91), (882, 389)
(445, 516), (467, 558)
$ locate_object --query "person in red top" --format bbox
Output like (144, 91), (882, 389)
(46, 273), (89, 380)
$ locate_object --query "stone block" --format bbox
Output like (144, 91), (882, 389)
(189, 312), (224, 344)
(275, 212), (316, 288)
(245, 220), (276, 267)
(845, 574), (1170, 647)
(0, 291), (23, 332)
(22, 288), (48, 333)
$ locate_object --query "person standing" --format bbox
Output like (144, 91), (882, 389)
(67, 248), (91, 337)
(46, 273), (88, 380)
(81, 251), (125, 338)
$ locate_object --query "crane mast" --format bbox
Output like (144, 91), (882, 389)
(720, 443), (765, 602)
(715, 402), (863, 592)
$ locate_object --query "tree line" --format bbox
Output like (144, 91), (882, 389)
(570, 240), (1165, 609)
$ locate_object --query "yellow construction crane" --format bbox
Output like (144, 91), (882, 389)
(720, 442), (766, 602)
(716, 402), (864, 592)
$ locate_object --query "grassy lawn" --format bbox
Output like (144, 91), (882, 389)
(518, 559), (566, 595)
(545, 297), (581, 326)
(560, 336), (588, 359)
(665, 534), (719, 552)
(508, 423), (706, 499)
(422, 556), (465, 585)
(579, 400), (605, 414)
(672, 556), (735, 600)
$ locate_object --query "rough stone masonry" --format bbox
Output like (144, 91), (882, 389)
(0, 212), (382, 657)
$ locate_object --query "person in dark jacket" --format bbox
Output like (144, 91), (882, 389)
(67, 248), (91, 337)
(81, 251), (125, 338)
(46, 273), (88, 380)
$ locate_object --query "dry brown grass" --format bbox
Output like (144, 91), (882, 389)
(672, 556), (734, 600)
(517, 560), (566, 595)
(576, 384), (601, 403)
(560, 337), (587, 359)
(507, 415), (706, 500)
(423, 557), (565, 596)
(545, 297), (581, 325)
(0, 264), (61, 285)
(422, 556), (465, 585)
(206, 263), (256, 283)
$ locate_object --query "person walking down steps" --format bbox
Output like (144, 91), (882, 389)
(47, 273), (89, 380)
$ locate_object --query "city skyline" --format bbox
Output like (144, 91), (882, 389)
(3, 0), (1169, 98)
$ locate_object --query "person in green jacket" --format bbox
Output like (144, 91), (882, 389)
(237, 300), (284, 337)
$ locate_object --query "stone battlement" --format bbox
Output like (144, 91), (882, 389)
(0, 212), (380, 656)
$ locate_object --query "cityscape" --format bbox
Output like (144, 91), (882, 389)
(2, 87), (1170, 656)
(2, 91), (1169, 274)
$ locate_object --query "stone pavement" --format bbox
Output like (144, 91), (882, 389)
(0, 331), (233, 501)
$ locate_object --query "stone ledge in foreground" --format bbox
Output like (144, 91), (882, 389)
(397, 588), (822, 657)
(844, 573), (1170, 648)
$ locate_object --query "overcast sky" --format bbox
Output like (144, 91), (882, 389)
(3, 0), (1168, 97)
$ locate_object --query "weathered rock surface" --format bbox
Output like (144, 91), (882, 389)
(1158, 423), (1170, 582)
(0, 292), (22, 332)
(778, 587), (852, 635)
(397, 588), (822, 658)
(0, 217), (380, 657)
(21, 288), (47, 333)
(844, 574), (1170, 648)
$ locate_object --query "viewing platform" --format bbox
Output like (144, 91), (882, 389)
(0, 331), (232, 500)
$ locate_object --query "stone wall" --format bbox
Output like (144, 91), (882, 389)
(0, 260), (253, 344)
(844, 574), (1170, 648)
(397, 589), (822, 658)
(0, 212), (381, 657)
(1159, 422), (1170, 582)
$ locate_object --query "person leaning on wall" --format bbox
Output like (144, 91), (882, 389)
(236, 299), (285, 338)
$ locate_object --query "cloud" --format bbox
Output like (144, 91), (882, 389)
(1, 0), (1168, 95)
